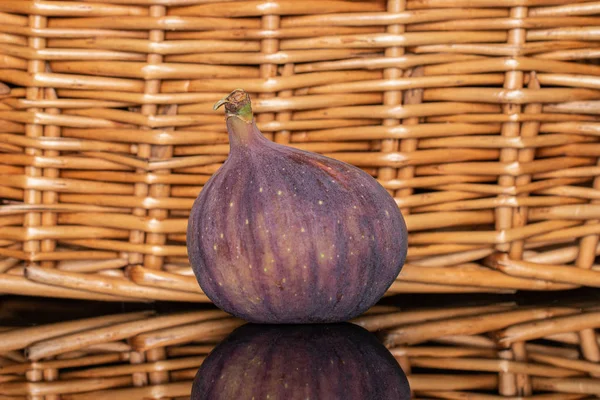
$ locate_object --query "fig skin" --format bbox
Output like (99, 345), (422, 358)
(187, 89), (407, 324)
(191, 323), (411, 400)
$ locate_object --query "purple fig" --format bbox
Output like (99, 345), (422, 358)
(187, 89), (407, 323)
(191, 323), (411, 400)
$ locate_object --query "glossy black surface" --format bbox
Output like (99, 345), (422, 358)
(191, 322), (410, 400)
(3, 287), (599, 326)
(2, 289), (600, 399)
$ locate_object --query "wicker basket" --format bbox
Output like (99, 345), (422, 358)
(0, 297), (599, 399)
(1, 0), (600, 301)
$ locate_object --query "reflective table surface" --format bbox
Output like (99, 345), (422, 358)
(1, 289), (599, 399)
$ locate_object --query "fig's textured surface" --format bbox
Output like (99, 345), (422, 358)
(187, 89), (407, 323)
(192, 323), (411, 400)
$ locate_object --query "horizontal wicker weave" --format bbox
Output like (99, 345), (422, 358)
(0, 298), (599, 399)
(1, 0), (600, 301)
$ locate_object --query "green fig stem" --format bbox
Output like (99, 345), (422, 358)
(214, 89), (254, 124)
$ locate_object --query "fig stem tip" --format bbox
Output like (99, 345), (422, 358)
(213, 98), (227, 111)
(213, 89), (253, 123)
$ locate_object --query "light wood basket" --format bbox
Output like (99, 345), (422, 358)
(1, 0), (600, 301)
(1, 298), (600, 399)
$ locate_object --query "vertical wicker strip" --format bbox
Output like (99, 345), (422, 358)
(396, 66), (423, 214)
(129, 351), (149, 388)
(498, 7), (529, 395)
(512, 341), (533, 396)
(508, 71), (541, 261)
(23, 14), (45, 273)
(141, 4), (171, 394)
(379, 0), (404, 200)
(25, 368), (44, 400)
(498, 348), (517, 396)
(128, 19), (154, 268)
(24, 12), (55, 400)
(256, 13), (280, 142)
(496, 6), (526, 256)
(575, 97), (600, 369)
(273, 64), (294, 146)
(40, 83), (60, 270)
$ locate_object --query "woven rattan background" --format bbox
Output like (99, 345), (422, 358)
(1, 299), (600, 398)
(1, 0), (600, 301)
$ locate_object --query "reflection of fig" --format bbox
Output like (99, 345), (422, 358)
(187, 89), (408, 324)
(192, 323), (410, 400)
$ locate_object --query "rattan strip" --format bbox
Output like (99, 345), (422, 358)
(2, 0), (600, 302)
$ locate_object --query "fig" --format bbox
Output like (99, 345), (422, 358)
(191, 322), (411, 400)
(187, 89), (407, 323)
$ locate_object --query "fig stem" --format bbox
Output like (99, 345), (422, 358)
(214, 89), (253, 124)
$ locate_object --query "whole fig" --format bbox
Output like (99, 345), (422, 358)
(191, 323), (411, 400)
(187, 89), (407, 323)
